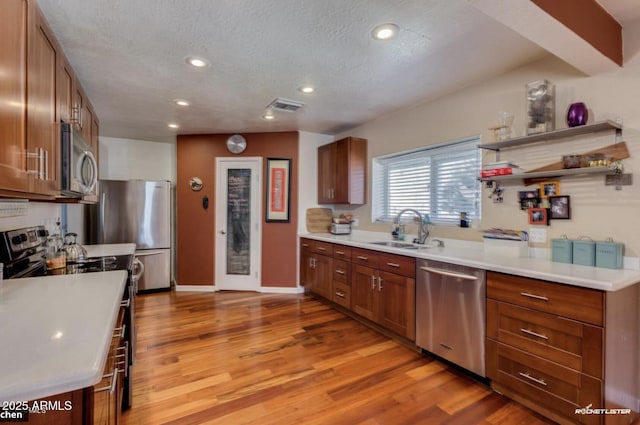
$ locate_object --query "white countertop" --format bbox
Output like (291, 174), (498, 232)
(300, 232), (640, 292)
(0, 270), (128, 403)
(84, 243), (136, 258)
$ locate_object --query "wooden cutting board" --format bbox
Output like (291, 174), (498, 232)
(306, 208), (333, 233)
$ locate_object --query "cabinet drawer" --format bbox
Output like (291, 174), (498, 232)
(333, 259), (350, 284)
(333, 244), (352, 260)
(487, 300), (603, 378)
(351, 248), (379, 267)
(487, 340), (602, 425)
(332, 282), (351, 308)
(487, 272), (604, 326)
(378, 253), (415, 278)
(300, 238), (334, 254)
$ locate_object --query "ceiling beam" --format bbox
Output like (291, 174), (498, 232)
(467, 0), (623, 75)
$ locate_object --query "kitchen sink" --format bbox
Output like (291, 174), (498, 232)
(369, 241), (420, 249)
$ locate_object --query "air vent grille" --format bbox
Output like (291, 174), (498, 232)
(267, 97), (305, 112)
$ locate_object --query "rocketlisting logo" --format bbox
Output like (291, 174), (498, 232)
(575, 404), (632, 416)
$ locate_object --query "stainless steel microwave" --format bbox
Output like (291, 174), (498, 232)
(60, 122), (98, 197)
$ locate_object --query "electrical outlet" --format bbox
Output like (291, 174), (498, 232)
(351, 218), (359, 227)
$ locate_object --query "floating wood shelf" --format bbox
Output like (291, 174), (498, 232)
(479, 120), (621, 151)
(480, 166), (611, 183)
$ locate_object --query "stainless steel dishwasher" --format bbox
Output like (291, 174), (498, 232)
(416, 259), (486, 377)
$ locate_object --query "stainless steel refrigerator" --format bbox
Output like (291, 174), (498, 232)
(88, 179), (171, 291)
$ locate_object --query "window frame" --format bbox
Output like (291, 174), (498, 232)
(371, 136), (482, 226)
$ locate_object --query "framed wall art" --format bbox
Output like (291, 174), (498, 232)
(549, 195), (571, 219)
(265, 158), (291, 222)
(539, 181), (560, 198)
(528, 208), (548, 225)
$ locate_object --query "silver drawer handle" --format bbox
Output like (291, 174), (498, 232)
(371, 275), (376, 290)
(386, 262), (400, 268)
(120, 299), (130, 308)
(357, 255), (368, 261)
(520, 292), (549, 301)
(518, 371), (547, 386)
(302, 243), (309, 247)
(520, 328), (549, 340)
(94, 367), (118, 394)
(335, 291), (345, 298)
(335, 250), (344, 255)
(335, 269), (345, 275)
(317, 247), (326, 251)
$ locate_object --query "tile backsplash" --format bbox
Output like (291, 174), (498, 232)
(0, 202), (61, 232)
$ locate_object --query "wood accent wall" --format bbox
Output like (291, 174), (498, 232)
(176, 132), (299, 288)
(532, 0), (623, 66)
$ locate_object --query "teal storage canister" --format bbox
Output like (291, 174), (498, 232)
(595, 239), (624, 269)
(572, 238), (596, 267)
(551, 237), (573, 263)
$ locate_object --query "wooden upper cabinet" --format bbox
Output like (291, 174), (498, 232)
(57, 54), (74, 123)
(26, 0), (59, 195)
(0, 0), (30, 193)
(317, 137), (367, 205)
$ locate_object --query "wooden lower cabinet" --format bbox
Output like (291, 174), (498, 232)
(301, 239), (416, 341)
(300, 239), (333, 300)
(485, 271), (640, 425)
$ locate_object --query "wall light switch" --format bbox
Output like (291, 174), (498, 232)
(529, 228), (547, 243)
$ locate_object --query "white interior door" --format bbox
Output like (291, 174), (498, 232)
(215, 157), (262, 290)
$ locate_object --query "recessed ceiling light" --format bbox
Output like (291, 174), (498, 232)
(262, 110), (275, 120)
(299, 86), (315, 94)
(174, 99), (190, 106)
(372, 23), (399, 41)
(168, 123), (179, 129)
(185, 56), (210, 68)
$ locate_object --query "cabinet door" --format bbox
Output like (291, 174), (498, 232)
(313, 254), (332, 299)
(378, 271), (415, 340)
(81, 97), (93, 142)
(300, 249), (313, 288)
(26, 2), (59, 195)
(57, 55), (74, 123)
(317, 142), (334, 203)
(351, 264), (377, 321)
(0, 0), (29, 193)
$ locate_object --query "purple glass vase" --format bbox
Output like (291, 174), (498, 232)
(567, 102), (588, 127)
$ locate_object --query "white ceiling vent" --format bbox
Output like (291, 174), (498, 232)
(266, 97), (305, 112)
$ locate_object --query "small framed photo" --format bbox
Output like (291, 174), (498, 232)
(528, 208), (548, 225)
(539, 181), (560, 198)
(520, 198), (539, 210)
(518, 189), (539, 200)
(548, 195), (571, 219)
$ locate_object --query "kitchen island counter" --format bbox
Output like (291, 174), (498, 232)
(300, 232), (640, 292)
(0, 270), (127, 403)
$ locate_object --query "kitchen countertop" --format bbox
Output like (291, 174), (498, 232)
(0, 270), (128, 403)
(300, 232), (640, 292)
(84, 243), (136, 258)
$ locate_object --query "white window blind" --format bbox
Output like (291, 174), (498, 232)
(372, 137), (481, 225)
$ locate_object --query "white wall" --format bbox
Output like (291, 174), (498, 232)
(0, 203), (61, 232)
(331, 19), (640, 258)
(99, 136), (176, 182)
(298, 131), (333, 233)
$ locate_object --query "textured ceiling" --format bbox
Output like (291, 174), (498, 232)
(34, 0), (634, 142)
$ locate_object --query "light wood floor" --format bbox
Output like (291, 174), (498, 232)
(121, 291), (555, 425)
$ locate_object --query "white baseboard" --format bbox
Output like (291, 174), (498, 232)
(173, 284), (303, 294)
(258, 286), (305, 294)
(174, 284), (217, 292)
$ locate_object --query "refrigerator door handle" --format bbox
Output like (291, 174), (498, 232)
(100, 190), (106, 243)
(132, 257), (145, 282)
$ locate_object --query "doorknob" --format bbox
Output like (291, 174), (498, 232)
(220, 230), (226, 235)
